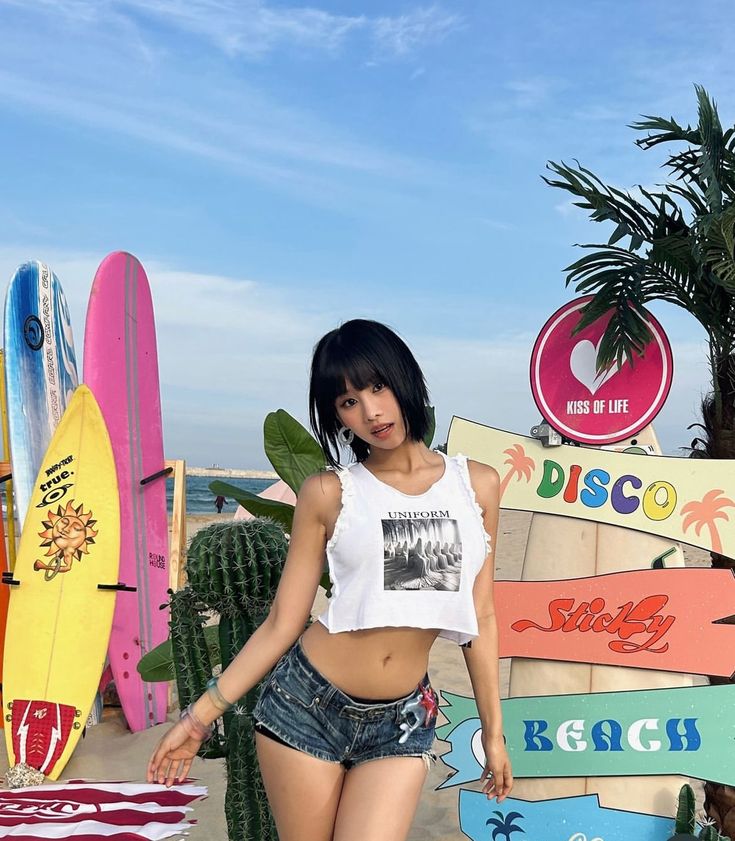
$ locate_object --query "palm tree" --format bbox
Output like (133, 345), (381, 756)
(544, 84), (735, 834)
(499, 444), (536, 502)
(486, 810), (525, 841)
(681, 490), (735, 554)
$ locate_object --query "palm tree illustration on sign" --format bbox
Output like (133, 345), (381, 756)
(499, 445), (536, 503)
(485, 809), (525, 840)
(680, 489), (735, 554)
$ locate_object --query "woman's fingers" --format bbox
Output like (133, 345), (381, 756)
(481, 761), (514, 801)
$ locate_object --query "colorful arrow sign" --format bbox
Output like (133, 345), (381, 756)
(437, 684), (735, 787)
(457, 791), (679, 841)
(495, 568), (735, 677)
(447, 418), (735, 557)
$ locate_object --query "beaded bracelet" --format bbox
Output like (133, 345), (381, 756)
(206, 677), (233, 712)
(179, 703), (214, 742)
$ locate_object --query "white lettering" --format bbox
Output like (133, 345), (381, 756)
(628, 718), (661, 751)
(557, 719), (587, 751)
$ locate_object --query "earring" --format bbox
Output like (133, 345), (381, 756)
(338, 425), (355, 445)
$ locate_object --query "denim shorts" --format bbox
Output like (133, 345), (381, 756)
(252, 635), (439, 770)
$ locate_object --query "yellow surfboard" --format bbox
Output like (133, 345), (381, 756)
(2, 385), (119, 780)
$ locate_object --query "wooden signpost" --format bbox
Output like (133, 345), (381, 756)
(495, 568), (735, 676)
(437, 684), (735, 785)
(448, 417), (735, 557)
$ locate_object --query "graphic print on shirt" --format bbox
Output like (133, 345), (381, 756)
(382, 515), (462, 591)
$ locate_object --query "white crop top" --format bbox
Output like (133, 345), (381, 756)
(317, 452), (492, 645)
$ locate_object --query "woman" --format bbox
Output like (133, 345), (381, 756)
(147, 319), (512, 841)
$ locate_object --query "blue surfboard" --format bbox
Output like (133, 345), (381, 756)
(4, 261), (78, 527)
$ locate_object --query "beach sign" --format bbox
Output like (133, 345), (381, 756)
(447, 418), (735, 557)
(495, 567), (735, 677)
(436, 684), (735, 786)
(457, 791), (677, 841)
(530, 296), (673, 445)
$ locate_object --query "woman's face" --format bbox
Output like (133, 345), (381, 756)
(335, 379), (407, 449)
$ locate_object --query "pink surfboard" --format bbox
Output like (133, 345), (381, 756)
(83, 252), (169, 732)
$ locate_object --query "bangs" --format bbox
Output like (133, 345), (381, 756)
(320, 345), (389, 404)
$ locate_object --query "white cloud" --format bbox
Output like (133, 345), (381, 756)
(0, 0), (461, 61)
(371, 6), (462, 58)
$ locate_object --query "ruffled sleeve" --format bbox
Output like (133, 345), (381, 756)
(454, 453), (493, 556)
(326, 465), (355, 552)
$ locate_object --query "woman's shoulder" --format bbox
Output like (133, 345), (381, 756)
(299, 469), (343, 501)
(463, 458), (500, 501)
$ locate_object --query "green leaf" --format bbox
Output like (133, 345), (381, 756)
(138, 624), (222, 682)
(264, 409), (326, 494)
(424, 405), (436, 448)
(209, 480), (295, 531)
(319, 570), (333, 598)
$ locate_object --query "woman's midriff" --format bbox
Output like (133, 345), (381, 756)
(300, 620), (440, 700)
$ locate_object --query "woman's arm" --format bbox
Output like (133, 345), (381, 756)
(462, 460), (513, 802)
(147, 471), (338, 785)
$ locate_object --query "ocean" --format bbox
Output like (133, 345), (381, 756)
(166, 475), (276, 514)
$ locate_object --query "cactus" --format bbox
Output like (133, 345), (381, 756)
(668, 784), (732, 841)
(185, 519), (287, 617)
(225, 705), (277, 841)
(171, 518), (287, 840)
(676, 784), (697, 835)
(170, 588), (226, 759)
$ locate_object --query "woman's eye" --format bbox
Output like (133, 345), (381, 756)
(341, 398), (356, 408)
(373, 382), (385, 392)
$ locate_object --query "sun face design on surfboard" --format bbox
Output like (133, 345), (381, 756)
(33, 500), (98, 581)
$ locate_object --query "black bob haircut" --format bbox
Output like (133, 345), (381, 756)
(309, 319), (430, 468)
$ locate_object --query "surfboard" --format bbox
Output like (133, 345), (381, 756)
(2, 385), (119, 780)
(506, 425), (703, 814)
(3, 262), (78, 529)
(0, 349), (17, 569)
(83, 252), (169, 732)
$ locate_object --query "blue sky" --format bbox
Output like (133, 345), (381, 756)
(0, 0), (731, 467)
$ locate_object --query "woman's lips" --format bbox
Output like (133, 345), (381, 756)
(371, 423), (393, 439)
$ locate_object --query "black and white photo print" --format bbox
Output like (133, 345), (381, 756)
(382, 518), (462, 591)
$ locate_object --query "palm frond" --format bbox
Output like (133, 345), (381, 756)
(544, 160), (658, 245)
(703, 205), (735, 293)
(696, 84), (725, 213)
(632, 114), (700, 149)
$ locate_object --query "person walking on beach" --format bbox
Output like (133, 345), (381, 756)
(148, 319), (512, 841)
(214, 494), (226, 514)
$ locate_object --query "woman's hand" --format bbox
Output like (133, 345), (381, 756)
(147, 721), (203, 787)
(480, 733), (513, 802)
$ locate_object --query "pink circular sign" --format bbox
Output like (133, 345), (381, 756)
(530, 296), (673, 445)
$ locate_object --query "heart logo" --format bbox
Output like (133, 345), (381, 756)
(569, 338), (622, 395)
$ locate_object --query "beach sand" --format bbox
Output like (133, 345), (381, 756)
(0, 509), (712, 839)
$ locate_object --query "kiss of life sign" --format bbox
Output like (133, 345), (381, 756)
(530, 296), (673, 445)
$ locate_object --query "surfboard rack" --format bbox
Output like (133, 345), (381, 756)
(140, 466), (174, 486)
(0, 472), (12, 483)
(1, 571), (19, 586)
(97, 582), (138, 592)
